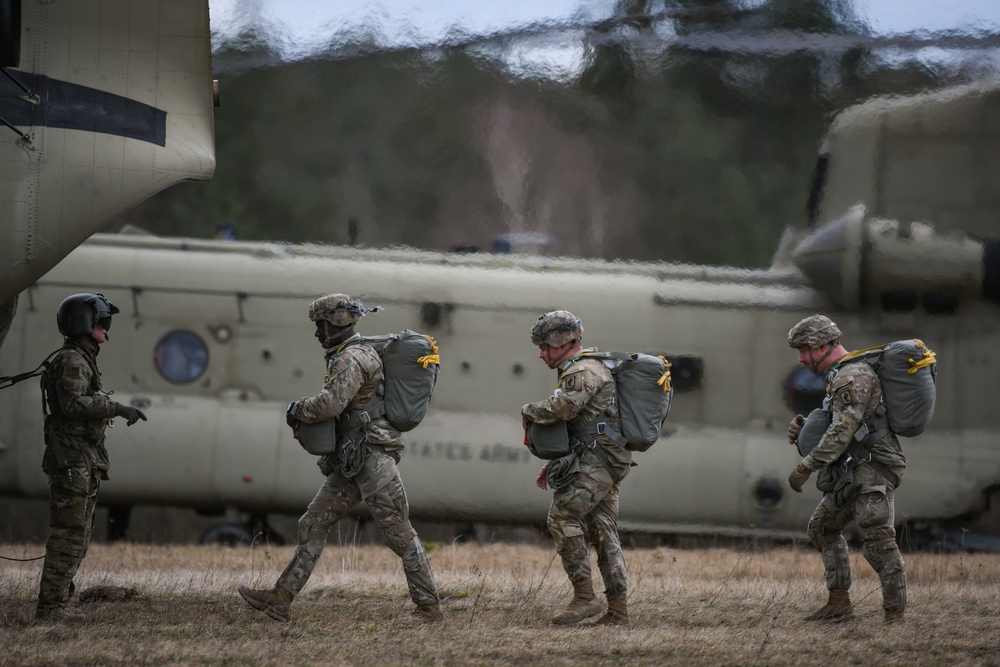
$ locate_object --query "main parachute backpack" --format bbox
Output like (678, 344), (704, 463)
(838, 338), (937, 437)
(581, 351), (674, 452)
(361, 329), (440, 432)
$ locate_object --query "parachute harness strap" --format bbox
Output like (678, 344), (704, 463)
(416, 335), (440, 369)
(656, 356), (672, 392)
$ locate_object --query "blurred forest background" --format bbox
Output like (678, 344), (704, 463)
(116, 0), (999, 268)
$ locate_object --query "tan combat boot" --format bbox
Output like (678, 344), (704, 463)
(804, 588), (854, 622)
(552, 579), (604, 625)
(238, 585), (294, 622)
(595, 595), (629, 626)
(412, 602), (445, 623)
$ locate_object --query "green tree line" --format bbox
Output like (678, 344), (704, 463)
(116, 0), (969, 267)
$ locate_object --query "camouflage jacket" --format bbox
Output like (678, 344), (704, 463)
(289, 334), (401, 448)
(522, 348), (631, 479)
(802, 359), (906, 478)
(40, 339), (119, 476)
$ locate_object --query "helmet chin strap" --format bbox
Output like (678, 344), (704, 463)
(808, 344), (835, 373)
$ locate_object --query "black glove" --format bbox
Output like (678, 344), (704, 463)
(117, 404), (147, 426)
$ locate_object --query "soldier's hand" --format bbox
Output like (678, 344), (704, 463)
(788, 464), (812, 493)
(535, 466), (549, 491)
(788, 414), (805, 445)
(116, 404), (147, 426)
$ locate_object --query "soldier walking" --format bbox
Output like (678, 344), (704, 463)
(36, 293), (147, 621)
(786, 314), (907, 623)
(522, 311), (631, 625)
(238, 294), (443, 623)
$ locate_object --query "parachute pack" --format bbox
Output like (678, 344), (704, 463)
(359, 329), (440, 432)
(795, 338), (937, 458)
(580, 351), (674, 452)
(837, 339), (937, 437)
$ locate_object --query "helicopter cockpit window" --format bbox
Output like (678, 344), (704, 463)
(154, 330), (209, 384)
(781, 366), (827, 414)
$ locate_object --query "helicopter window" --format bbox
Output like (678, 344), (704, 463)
(781, 366), (827, 414)
(663, 355), (702, 392)
(154, 330), (209, 384)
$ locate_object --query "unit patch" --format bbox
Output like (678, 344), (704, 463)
(563, 375), (577, 391)
(838, 388), (854, 405)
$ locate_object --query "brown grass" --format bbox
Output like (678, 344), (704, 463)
(1, 541), (999, 666)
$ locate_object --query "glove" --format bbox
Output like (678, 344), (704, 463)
(285, 402), (301, 429)
(535, 465), (549, 491)
(116, 404), (147, 426)
(788, 464), (812, 493)
(788, 414), (805, 445)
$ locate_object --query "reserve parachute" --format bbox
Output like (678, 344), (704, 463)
(581, 351), (674, 452)
(837, 339), (937, 437)
(361, 329), (440, 432)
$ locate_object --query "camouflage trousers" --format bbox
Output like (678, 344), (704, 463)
(548, 449), (628, 599)
(37, 465), (100, 613)
(276, 446), (439, 607)
(807, 465), (906, 613)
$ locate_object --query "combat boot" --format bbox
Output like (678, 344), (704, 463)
(238, 585), (294, 622)
(804, 588), (854, 622)
(595, 595), (629, 626)
(412, 602), (445, 623)
(885, 609), (905, 623)
(552, 579), (604, 625)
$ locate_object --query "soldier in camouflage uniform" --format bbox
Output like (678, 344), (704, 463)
(36, 293), (147, 621)
(239, 294), (443, 623)
(522, 311), (631, 626)
(786, 314), (907, 623)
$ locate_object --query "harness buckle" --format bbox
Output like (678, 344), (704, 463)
(596, 422), (606, 435)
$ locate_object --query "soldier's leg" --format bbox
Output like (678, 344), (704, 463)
(588, 483), (628, 624)
(36, 466), (93, 616)
(241, 471), (363, 620)
(857, 489), (906, 620)
(807, 494), (854, 591)
(803, 494), (855, 621)
(61, 472), (100, 603)
(366, 473), (441, 613)
(276, 472), (362, 597)
(548, 452), (613, 624)
(588, 484), (626, 596)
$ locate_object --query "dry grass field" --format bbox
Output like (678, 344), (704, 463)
(1, 540), (999, 666)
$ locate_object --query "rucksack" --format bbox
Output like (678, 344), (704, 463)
(580, 351), (673, 452)
(836, 339), (937, 437)
(359, 330), (440, 432)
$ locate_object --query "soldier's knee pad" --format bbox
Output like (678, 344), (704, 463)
(381, 520), (416, 553)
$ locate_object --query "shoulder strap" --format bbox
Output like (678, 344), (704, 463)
(0, 347), (63, 391)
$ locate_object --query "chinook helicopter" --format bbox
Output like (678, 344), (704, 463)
(0, 0), (217, 354)
(3, 81), (1000, 549)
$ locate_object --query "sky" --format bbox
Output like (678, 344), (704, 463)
(208, 0), (1000, 78)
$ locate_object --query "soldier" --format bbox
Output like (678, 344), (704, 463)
(786, 314), (907, 623)
(238, 294), (443, 623)
(36, 293), (147, 621)
(522, 311), (631, 626)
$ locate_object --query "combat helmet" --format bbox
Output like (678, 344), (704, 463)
(530, 310), (583, 347)
(788, 314), (842, 349)
(56, 293), (119, 338)
(308, 294), (379, 327)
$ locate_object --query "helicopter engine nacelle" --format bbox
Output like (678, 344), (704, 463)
(792, 203), (1000, 313)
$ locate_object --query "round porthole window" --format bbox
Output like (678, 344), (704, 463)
(154, 330), (209, 384)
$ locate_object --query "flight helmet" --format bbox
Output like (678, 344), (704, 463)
(56, 293), (119, 338)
